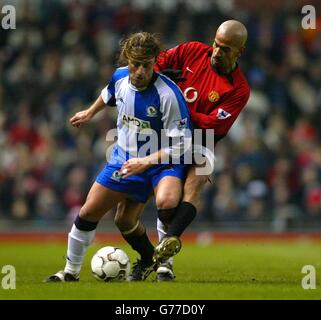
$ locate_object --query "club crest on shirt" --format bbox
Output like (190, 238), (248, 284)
(174, 118), (188, 130)
(208, 91), (220, 102)
(216, 108), (231, 120)
(146, 105), (158, 117)
(111, 170), (122, 182)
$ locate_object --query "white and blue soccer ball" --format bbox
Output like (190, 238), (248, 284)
(91, 246), (131, 281)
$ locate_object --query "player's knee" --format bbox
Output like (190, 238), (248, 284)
(114, 214), (136, 231)
(156, 194), (180, 210)
(78, 198), (107, 222)
(79, 206), (94, 221)
(114, 214), (125, 229)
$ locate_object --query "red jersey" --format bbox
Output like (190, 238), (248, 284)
(155, 41), (250, 143)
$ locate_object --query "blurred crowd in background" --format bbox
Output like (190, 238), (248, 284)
(0, 0), (321, 230)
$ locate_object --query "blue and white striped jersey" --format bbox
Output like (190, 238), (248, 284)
(101, 66), (192, 162)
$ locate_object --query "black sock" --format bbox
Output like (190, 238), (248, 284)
(74, 215), (98, 231)
(158, 208), (175, 225)
(122, 231), (154, 265)
(167, 202), (197, 237)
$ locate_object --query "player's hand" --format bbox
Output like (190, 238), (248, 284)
(120, 158), (151, 178)
(69, 110), (93, 128)
(161, 69), (186, 83)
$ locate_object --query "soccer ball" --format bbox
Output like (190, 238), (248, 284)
(91, 246), (131, 281)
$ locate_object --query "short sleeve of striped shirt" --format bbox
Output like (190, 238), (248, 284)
(101, 67), (129, 106)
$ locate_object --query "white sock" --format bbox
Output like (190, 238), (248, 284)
(157, 218), (167, 242)
(64, 224), (96, 275)
(156, 218), (173, 267)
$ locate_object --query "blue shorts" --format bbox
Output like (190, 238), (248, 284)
(96, 163), (187, 203)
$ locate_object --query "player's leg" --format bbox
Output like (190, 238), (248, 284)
(155, 201), (174, 281)
(45, 182), (127, 282)
(157, 217), (169, 245)
(153, 165), (209, 265)
(167, 165), (209, 237)
(46, 160), (130, 283)
(152, 173), (184, 280)
(64, 182), (127, 276)
(114, 198), (156, 281)
(156, 142), (214, 239)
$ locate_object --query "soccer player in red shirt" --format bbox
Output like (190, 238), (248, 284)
(115, 20), (250, 281)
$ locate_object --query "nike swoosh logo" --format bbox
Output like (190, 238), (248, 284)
(186, 67), (194, 73)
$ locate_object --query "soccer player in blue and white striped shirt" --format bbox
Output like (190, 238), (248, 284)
(45, 32), (192, 282)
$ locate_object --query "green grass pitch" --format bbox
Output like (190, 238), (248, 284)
(1, 240), (321, 300)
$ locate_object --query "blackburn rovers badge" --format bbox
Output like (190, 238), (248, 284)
(146, 105), (157, 117)
(111, 170), (122, 182)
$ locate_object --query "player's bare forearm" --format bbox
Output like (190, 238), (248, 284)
(69, 96), (106, 128)
(88, 95), (107, 117)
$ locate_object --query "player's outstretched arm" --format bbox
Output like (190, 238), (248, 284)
(69, 95), (106, 128)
